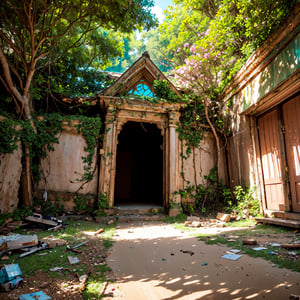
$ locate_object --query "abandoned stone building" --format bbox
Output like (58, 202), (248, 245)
(0, 7), (299, 223)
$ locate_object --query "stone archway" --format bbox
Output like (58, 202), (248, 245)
(114, 121), (163, 206)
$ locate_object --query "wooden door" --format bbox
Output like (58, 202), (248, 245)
(283, 96), (300, 212)
(258, 108), (285, 210)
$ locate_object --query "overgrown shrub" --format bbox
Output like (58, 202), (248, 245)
(232, 185), (260, 217)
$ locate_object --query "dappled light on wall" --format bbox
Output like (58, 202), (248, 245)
(292, 145), (300, 176)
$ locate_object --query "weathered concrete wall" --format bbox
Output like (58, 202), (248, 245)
(226, 99), (257, 190)
(223, 11), (300, 206)
(241, 32), (299, 111)
(0, 143), (22, 213)
(37, 130), (98, 211)
(180, 132), (217, 203)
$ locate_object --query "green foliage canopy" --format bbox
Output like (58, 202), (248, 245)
(0, 0), (157, 116)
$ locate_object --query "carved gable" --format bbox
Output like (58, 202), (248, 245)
(103, 51), (180, 98)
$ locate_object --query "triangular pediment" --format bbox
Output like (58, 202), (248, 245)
(103, 51), (181, 98)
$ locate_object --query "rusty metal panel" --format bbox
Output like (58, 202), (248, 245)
(283, 96), (300, 212)
(258, 108), (285, 210)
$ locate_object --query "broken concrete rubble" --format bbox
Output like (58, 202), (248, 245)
(25, 213), (63, 230)
(216, 213), (231, 222)
(0, 234), (38, 255)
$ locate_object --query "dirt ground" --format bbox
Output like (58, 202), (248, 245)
(0, 231), (115, 300)
(0, 220), (299, 299)
(107, 221), (300, 300)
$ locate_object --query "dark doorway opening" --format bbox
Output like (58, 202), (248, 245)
(114, 122), (163, 206)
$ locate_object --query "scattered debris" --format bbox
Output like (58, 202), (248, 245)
(201, 263), (208, 266)
(0, 219), (23, 234)
(229, 249), (241, 254)
(25, 213), (60, 229)
(190, 221), (202, 228)
(41, 237), (66, 248)
(95, 228), (104, 235)
(19, 241), (49, 258)
(242, 239), (257, 245)
(180, 250), (194, 256)
(107, 219), (114, 225)
(66, 240), (88, 252)
(270, 243), (281, 247)
(0, 264), (23, 292)
(0, 234), (38, 255)
(216, 213), (231, 223)
(49, 267), (65, 272)
(268, 251), (276, 255)
(79, 274), (88, 291)
(187, 216), (201, 222)
(162, 258), (167, 261)
(68, 256), (80, 264)
(281, 243), (300, 249)
(19, 291), (51, 300)
(222, 253), (242, 261)
(253, 247), (267, 251)
(290, 294), (300, 300)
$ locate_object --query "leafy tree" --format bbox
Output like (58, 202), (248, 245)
(158, 2), (210, 66)
(163, 0), (297, 180)
(0, 0), (157, 205)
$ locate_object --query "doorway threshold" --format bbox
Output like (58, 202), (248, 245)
(115, 203), (163, 210)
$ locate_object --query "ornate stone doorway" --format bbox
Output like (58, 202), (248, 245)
(114, 121), (163, 206)
(97, 52), (184, 215)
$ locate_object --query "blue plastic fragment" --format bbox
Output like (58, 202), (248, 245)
(19, 291), (51, 300)
(201, 263), (208, 266)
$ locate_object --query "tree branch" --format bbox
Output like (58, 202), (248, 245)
(0, 47), (24, 105)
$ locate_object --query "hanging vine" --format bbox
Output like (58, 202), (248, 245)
(0, 114), (102, 187)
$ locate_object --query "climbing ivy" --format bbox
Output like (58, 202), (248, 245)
(177, 99), (207, 159)
(179, 167), (232, 214)
(74, 116), (102, 182)
(0, 114), (102, 185)
(0, 118), (19, 153)
(152, 79), (181, 102)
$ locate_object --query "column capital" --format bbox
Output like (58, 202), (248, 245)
(168, 110), (180, 127)
(105, 105), (117, 124)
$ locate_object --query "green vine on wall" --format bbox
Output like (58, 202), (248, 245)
(74, 116), (102, 182)
(0, 114), (102, 185)
(0, 118), (19, 153)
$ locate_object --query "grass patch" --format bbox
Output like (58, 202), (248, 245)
(3, 218), (116, 297)
(163, 213), (187, 224)
(197, 224), (300, 272)
(225, 219), (256, 227)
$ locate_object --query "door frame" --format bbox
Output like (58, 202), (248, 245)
(98, 96), (183, 213)
(255, 93), (300, 214)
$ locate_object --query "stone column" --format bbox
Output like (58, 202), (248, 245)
(168, 110), (181, 216)
(99, 105), (116, 207)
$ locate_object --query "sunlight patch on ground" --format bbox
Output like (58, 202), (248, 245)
(166, 278), (181, 284)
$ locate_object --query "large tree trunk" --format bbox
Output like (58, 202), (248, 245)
(203, 98), (222, 181)
(21, 97), (36, 207)
(21, 147), (33, 206)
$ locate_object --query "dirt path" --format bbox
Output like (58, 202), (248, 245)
(107, 221), (300, 300)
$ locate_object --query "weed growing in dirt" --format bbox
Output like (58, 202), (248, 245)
(225, 219), (256, 227)
(163, 213), (187, 224)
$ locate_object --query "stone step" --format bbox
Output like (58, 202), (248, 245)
(255, 217), (300, 228)
(272, 212), (300, 221)
(114, 206), (165, 216)
(117, 213), (166, 223)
